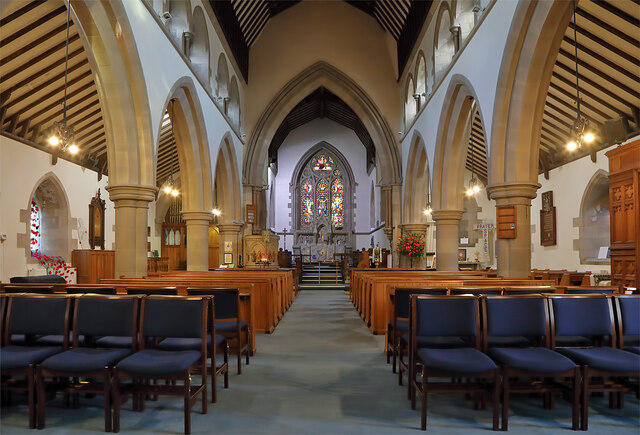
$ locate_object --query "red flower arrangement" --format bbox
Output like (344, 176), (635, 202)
(397, 232), (425, 267)
(31, 250), (75, 283)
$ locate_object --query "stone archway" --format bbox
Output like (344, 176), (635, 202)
(488, 1), (574, 277)
(431, 75), (487, 270)
(155, 77), (214, 271)
(243, 62), (402, 188)
(71, 1), (156, 277)
(403, 131), (431, 224)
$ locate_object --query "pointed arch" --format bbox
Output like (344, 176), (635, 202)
(578, 169), (610, 264)
(432, 74), (487, 212)
(228, 76), (240, 129)
(156, 77), (213, 214)
(214, 132), (242, 224)
(215, 53), (230, 98)
(434, 2), (455, 80)
(403, 130), (431, 224)
(415, 51), (427, 96)
(190, 6), (210, 88)
(244, 62), (401, 186)
(27, 172), (72, 261)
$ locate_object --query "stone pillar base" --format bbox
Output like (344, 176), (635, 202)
(218, 223), (243, 267)
(182, 211), (212, 271)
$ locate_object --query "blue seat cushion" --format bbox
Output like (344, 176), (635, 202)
(116, 349), (202, 376)
(158, 335), (226, 351)
(624, 347), (640, 355)
(489, 347), (576, 373)
(557, 347), (640, 373)
(0, 346), (63, 370)
(94, 336), (133, 348)
(487, 336), (532, 348)
(417, 347), (497, 374)
(40, 348), (131, 373)
(555, 335), (593, 347)
(388, 319), (409, 332)
(401, 333), (467, 348)
(215, 320), (248, 332)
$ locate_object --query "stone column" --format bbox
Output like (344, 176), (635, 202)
(218, 223), (243, 266)
(431, 210), (464, 271)
(182, 211), (211, 271)
(106, 184), (157, 278)
(487, 182), (539, 278)
(401, 223), (429, 268)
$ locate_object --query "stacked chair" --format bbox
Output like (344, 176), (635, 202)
(0, 291), (234, 434)
(399, 292), (639, 431)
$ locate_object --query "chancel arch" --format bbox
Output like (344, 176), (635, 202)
(243, 62), (402, 188)
(290, 142), (355, 261)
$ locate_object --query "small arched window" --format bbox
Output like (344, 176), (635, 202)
(30, 195), (41, 256)
(579, 171), (610, 264)
(190, 7), (210, 87)
(434, 5), (455, 80)
(405, 76), (416, 128)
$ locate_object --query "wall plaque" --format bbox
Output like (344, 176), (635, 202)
(246, 204), (256, 224)
(540, 191), (557, 246)
(496, 206), (516, 239)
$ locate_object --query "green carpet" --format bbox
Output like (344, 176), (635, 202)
(1, 290), (638, 433)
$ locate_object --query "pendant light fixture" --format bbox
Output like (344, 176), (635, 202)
(163, 101), (180, 197)
(48, 4), (78, 155)
(423, 185), (432, 216)
(566, 0), (595, 151)
(465, 137), (481, 197)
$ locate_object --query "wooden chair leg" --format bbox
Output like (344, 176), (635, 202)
(27, 365), (35, 429)
(112, 370), (121, 433)
(493, 370), (500, 431)
(245, 329), (250, 365)
(211, 359), (217, 404)
(36, 366), (46, 430)
(224, 345), (229, 388)
(572, 368), (580, 431)
(184, 372), (191, 435)
(236, 337), (242, 374)
(581, 366), (589, 431)
(420, 365), (427, 430)
(502, 368), (509, 432)
(104, 369), (112, 432)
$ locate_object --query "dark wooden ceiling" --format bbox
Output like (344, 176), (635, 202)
(210, 0), (432, 82)
(156, 110), (179, 188)
(465, 109), (488, 186)
(268, 87), (375, 173)
(538, 0), (639, 176)
(0, 0), (107, 175)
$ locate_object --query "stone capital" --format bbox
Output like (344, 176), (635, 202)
(486, 182), (540, 205)
(181, 211), (213, 224)
(431, 210), (464, 222)
(106, 184), (157, 206)
(217, 223), (243, 234)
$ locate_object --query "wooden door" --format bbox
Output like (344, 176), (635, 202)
(161, 223), (187, 270)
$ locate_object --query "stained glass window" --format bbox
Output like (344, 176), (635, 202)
(316, 179), (329, 217)
(30, 195), (41, 256)
(331, 178), (344, 229)
(312, 154), (334, 171)
(301, 179), (313, 226)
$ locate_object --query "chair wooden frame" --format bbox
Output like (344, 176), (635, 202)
(112, 295), (208, 434)
(481, 294), (580, 431)
(124, 286), (178, 295)
(35, 294), (140, 431)
(188, 287), (249, 374)
(1, 294), (71, 429)
(549, 294), (640, 430)
(409, 295), (499, 431)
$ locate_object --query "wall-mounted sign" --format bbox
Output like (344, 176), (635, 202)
(246, 204), (256, 224)
(540, 191), (557, 246)
(224, 241), (233, 252)
(496, 206), (516, 239)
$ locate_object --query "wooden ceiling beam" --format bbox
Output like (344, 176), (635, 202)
(0, 0), (45, 26)
(26, 82), (94, 121)
(593, 0), (638, 27)
(0, 5), (67, 47)
(0, 22), (68, 67)
(548, 82), (610, 121)
(576, 6), (639, 48)
(568, 22), (638, 67)
(1, 39), (81, 84)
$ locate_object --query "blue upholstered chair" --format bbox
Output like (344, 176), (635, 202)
(482, 295), (579, 430)
(159, 290), (230, 403)
(36, 294), (140, 431)
(112, 295), (209, 434)
(409, 295), (499, 431)
(549, 295), (640, 430)
(388, 287), (447, 374)
(0, 294), (70, 428)
(615, 295), (640, 354)
(188, 287), (249, 374)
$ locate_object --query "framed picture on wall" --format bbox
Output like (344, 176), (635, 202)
(224, 253), (233, 264)
(458, 248), (467, 262)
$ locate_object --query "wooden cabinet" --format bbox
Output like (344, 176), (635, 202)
(72, 249), (115, 284)
(606, 139), (640, 289)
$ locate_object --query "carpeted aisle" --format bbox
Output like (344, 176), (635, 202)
(1, 290), (638, 433)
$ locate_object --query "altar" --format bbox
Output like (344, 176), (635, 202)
(293, 226), (350, 262)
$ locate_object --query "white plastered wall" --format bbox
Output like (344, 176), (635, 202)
(0, 137), (115, 282)
(269, 119), (381, 251)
